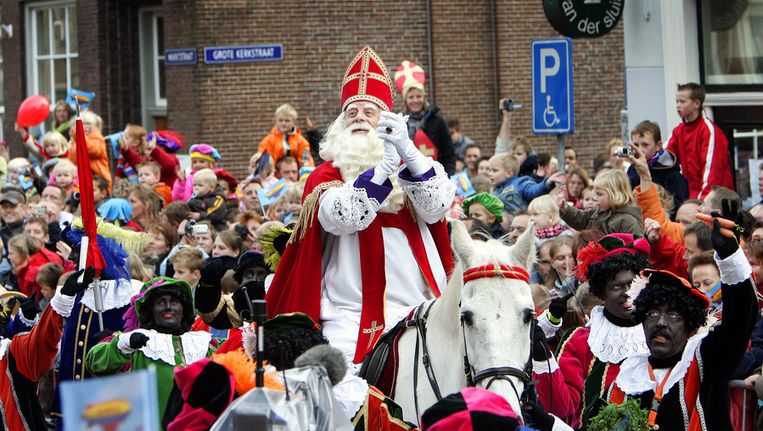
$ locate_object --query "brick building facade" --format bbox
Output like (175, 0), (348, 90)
(1, 0), (624, 178)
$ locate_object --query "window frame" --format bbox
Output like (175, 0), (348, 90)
(25, 0), (78, 107)
(697, 0), (763, 92)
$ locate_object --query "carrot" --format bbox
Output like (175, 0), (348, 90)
(695, 213), (735, 228)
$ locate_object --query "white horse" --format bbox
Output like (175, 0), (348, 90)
(391, 220), (537, 425)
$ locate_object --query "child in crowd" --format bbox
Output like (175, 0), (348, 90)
(93, 175), (111, 209)
(488, 153), (565, 213)
(582, 186), (598, 210)
(36, 262), (63, 304)
(51, 159), (78, 197)
(188, 168), (227, 231)
(173, 143), (221, 201)
(255, 104), (314, 168)
(476, 157), (491, 178)
(138, 161), (172, 206)
(246, 152), (278, 188)
(138, 160), (172, 207)
(171, 247), (205, 292)
(280, 182), (304, 224)
(18, 128), (70, 163)
(558, 169), (644, 236)
(511, 137), (540, 180)
(666, 82), (734, 199)
(212, 230), (243, 258)
(462, 192), (506, 239)
(193, 221), (216, 256)
(528, 195), (570, 245)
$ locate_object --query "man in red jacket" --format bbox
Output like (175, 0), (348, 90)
(666, 82), (734, 200)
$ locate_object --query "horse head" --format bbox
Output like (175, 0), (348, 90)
(448, 219), (537, 415)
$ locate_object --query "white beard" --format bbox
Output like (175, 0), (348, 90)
(319, 113), (405, 213)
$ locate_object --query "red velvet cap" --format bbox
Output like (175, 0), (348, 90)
(340, 46), (394, 112)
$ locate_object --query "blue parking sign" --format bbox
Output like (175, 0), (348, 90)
(532, 38), (574, 134)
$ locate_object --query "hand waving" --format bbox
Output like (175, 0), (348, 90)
(710, 198), (744, 259)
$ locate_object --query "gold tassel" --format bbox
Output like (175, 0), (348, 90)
(71, 217), (150, 255)
(289, 180), (343, 244)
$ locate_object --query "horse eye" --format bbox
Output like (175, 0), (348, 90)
(461, 310), (474, 326)
(522, 308), (534, 325)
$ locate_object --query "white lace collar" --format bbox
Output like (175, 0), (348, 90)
(80, 279), (142, 311)
(587, 306), (650, 363)
(615, 331), (708, 395)
(138, 330), (212, 366)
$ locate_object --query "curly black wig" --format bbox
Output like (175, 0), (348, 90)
(264, 328), (329, 370)
(587, 252), (651, 297)
(139, 286), (195, 333)
(632, 283), (708, 333)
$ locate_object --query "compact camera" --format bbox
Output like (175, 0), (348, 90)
(616, 146), (634, 157)
(502, 98), (523, 112)
(186, 220), (209, 235)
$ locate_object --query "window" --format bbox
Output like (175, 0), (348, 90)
(26, 2), (78, 105)
(139, 8), (166, 130)
(700, 0), (763, 85)
(733, 128), (763, 206)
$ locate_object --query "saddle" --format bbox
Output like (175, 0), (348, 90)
(358, 314), (412, 397)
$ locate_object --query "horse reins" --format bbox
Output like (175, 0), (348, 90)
(410, 263), (536, 422)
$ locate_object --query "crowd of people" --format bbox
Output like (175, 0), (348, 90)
(0, 44), (759, 431)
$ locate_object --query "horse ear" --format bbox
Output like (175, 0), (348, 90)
(510, 223), (536, 271)
(450, 220), (476, 267)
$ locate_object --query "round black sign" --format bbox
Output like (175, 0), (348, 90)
(543, 0), (624, 38)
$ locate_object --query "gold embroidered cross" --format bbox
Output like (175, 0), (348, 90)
(418, 145), (435, 157)
(363, 320), (384, 349)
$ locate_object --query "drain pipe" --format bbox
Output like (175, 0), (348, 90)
(426, 0), (435, 106)
(491, 0), (500, 125)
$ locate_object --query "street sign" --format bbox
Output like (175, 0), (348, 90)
(165, 48), (197, 66)
(203, 44), (283, 64)
(532, 38), (574, 134)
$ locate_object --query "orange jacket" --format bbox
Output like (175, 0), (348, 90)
(634, 184), (684, 246)
(69, 129), (113, 191)
(257, 127), (314, 167)
(153, 183), (173, 207)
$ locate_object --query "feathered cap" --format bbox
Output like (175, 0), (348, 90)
(259, 224), (294, 272)
(148, 130), (186, 153)
(71, 217), (149, 255)
(214, 168), (238, 191)
(340, 46), (394, 112)
(576, 233), (650, 282)
(631, 269), (711, 310)
(189, 144), (221, 163)
(462, 192), (504, 223)
(97, 198), (133, 224)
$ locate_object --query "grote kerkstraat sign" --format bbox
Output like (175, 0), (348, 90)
(543, 0), (624, 38)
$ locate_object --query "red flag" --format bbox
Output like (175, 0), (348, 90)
(74, 116), (106, 274)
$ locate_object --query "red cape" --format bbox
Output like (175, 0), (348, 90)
(266, 162), (454, 323)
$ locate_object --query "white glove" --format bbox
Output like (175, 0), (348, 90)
(372, 141), (401, 184)
(377, 111), (430, 176)
(117, 329), (152, 355)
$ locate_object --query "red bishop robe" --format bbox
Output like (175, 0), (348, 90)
(265, 162), (454, 364)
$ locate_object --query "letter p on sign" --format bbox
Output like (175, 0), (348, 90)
(540, 48), (560, 93)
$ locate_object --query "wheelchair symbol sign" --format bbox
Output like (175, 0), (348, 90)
(532, 38), (574, 134)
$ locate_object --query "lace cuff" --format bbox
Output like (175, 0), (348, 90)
(715, 247), (752, 286)
(50, 293), (76, 318)
(318, 182), (386, 235)
(397, 162), (455, 223)
(18, 311), (39, 327)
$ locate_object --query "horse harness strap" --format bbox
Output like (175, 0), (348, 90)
(410, 301), (441, 421)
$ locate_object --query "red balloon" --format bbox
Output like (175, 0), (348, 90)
(17, 95), (51, 127)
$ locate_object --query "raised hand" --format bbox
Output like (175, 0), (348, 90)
(61, 267), (96, 296)
(19, 297), (40, 320)
(117, 329), (151, 355)
(710, 198), (743, 259)
(548, 292), (573, 320)
(376, 111), (410, 154)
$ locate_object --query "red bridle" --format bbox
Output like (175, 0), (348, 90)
(463, 264), (530, 283)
